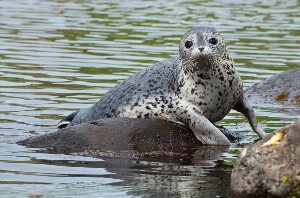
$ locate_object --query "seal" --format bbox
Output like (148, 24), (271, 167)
(57, 26), (266, 145)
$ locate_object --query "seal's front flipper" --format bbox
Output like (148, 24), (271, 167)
(57, 111), (79, 129)
(184, 106), (230, 145)
(234, 95), (266, 138)
(214, 124), (242, 143)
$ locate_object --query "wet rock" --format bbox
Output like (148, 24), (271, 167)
(18, 117), (239, 159)
(231, 120), (300, 198)
(18, 118), (197, 153)
(245, 68), (300, 112)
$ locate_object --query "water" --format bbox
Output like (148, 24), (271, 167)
(0, 0), (299, 197)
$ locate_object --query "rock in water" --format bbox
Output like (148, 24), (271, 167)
(245, 69), (300, 111)
(18, 118), (240, 159)
(231, 120), (300, 197)
(18, 118), (200, 154)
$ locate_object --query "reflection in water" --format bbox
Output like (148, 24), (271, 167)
(23, 145), (231, 197)
(107, 154), (232, 198)
(0, 0), (299, 197)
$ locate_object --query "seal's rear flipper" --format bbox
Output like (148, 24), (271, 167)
(57, 111), (79, 129)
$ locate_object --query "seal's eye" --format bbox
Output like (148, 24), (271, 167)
(209, 38), (218, 45)
(185, 41), (193, 48)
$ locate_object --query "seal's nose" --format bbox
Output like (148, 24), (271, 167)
(198, 47), (204, 52)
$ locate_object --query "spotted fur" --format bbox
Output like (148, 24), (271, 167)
(58, 26), (265, 145)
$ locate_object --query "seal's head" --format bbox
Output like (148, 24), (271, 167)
(179, 26), (230, 70)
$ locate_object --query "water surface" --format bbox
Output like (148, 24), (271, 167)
(0, 0), (299, 197)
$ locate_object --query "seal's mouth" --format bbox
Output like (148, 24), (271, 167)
(192, 47), (209, 61)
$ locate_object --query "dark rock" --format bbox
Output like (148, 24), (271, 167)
(245, 68), (300, 113)
(231, 120), (300, 198)
(18, 118), (240, 159)
(18, 118), (198, 153)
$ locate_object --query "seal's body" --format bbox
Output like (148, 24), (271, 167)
(58, 26), (266, 145)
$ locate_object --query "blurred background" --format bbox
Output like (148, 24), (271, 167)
(0, 0), (299, 197)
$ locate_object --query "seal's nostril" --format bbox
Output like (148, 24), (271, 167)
(198, 47), (204, 52)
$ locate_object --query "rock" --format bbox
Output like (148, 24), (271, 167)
(18, 118), (198, 152)
(18, 117), (240, 159)
(231, 120), (300, 198)
(245, 68), (300, 113)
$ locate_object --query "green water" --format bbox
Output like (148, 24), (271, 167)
(0, 0), (299, 197)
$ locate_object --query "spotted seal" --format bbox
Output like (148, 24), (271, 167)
(58, 26), (266, 145)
